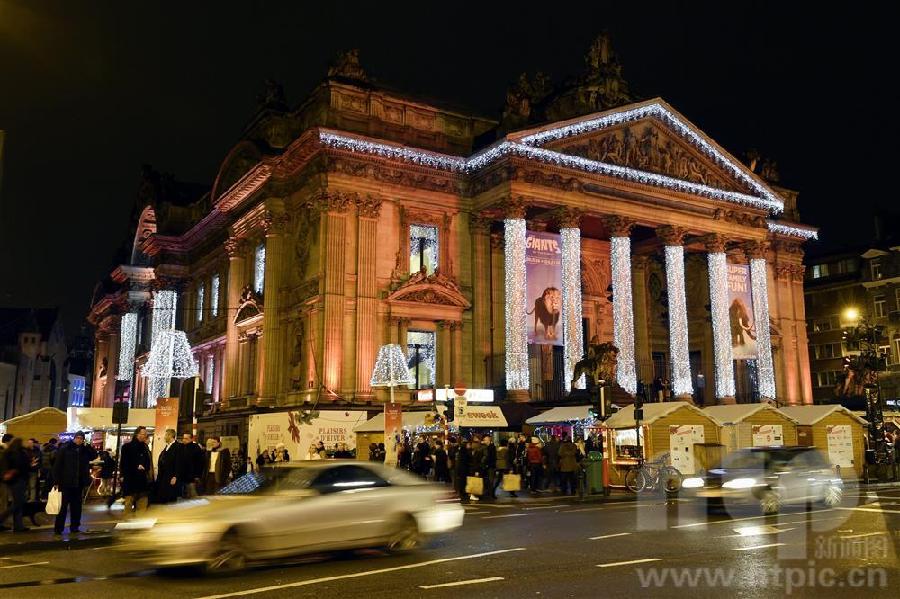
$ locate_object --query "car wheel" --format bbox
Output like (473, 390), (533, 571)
(759, 490), (781, 515)
(821, 485), (843, 508)
(206, 531), (247, 574)
(386, 515), (421, 553)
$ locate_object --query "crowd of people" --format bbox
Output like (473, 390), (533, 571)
(369, 432), (599, 502)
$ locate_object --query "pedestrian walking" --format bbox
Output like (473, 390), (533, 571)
(543, 434), (560, 492)
(0, 433), (12, 529)
(481, 435), (497, 500)
(51, 431), (96, 535)
(180, 433), (205, 498)
(526, 437), (544, 493)
(433, 440), (450, 483)
(203, 437), (232, 494)
(97, 450), (115, 496)
(454, 437), (471, 504)
(558, 434), (579, 495)
(121, 426), (152, 516)
(156, 429), (181, 504)
(494, 438), (516, 497)
(0, 437), (30, 532)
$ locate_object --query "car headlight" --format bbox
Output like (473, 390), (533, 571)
(722, 478), (757, 489)
(681, 477), (704, 489)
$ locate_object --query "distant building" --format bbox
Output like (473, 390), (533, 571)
(805, 213), (900, 402)
(0, 308), (68, 419)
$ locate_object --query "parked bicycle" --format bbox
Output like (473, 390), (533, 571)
(624, 453), (682, 494)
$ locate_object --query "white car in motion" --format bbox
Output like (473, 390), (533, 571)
(116, 461), (464, 572)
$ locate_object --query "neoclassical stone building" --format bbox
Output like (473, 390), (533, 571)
(88, 38), (816, 437)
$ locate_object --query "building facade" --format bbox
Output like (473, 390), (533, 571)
(88, 39), (816, 441)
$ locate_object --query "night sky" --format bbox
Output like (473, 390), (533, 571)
(1, 2), (897, 337)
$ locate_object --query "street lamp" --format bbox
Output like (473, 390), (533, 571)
(842, 306), (860, 325)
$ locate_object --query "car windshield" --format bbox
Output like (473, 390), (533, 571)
(721, 451), (765, 470)
(217, 467), (316, 495)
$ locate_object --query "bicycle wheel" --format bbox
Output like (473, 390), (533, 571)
(661, 467), (683, 494)
(625, 468), (646, 493)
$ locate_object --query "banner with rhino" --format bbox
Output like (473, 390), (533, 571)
(525, 230), (563, 346)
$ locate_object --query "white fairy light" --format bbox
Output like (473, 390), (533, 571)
(560, 227), (584, 391)
(320, 131), (466, 172)
(707, 253), (735, 398)
(197, 283), (205, 323)
(147, 290), (177, 403)
(116, 312), (138, 381)
(205, 355), (215, 394)
(504, 218), (529, 391)
(767, 221), (818, 240)
(750, 258), (776, 400)
(141, 330), (198, 379)
(406, 331), (436, 388)
(610, 236), (637, 395)
(664, 245), (693, 397)
(370, 344), (415, 388)
(211, 274), (220, 317)
(254, 243), (266, 294)
(517, 102), (784, 211)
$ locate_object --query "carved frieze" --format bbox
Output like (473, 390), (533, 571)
(356, 195), (383, 219)
(713, 208), (767, 228)
(386, 270), (471, 308)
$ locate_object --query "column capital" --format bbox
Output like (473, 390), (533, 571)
(262, 210), (290, 235)
(356, 194), (383, 219)
(470, 214), (492, 235)
(555, 207), (583, 229)
(449, 320), (463, 332)
(656, 225), (688, 246)
(225, 237), (246, 258)
(743, 240), (769, 260)
(700, 233), (728, 253)
(602, 215), (635, 237)
(500, 196), (527, 220)
(308, 190), (354, 214)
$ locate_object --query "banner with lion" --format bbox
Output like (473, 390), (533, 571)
(526, 230), (564, 346)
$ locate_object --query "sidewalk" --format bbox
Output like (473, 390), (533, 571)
(0, 501), (120, 556)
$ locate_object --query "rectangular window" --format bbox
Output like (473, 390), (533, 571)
(205, 357), (215, 394)
(211, 274), (220, 317)
(871, 259), (882, 280)
(815, 371), (841, 387)
(254, 243), (266, 294)
(409, 225), (438, 276)
(197, 283), (205, 323)
(811, 264), (830, 279)
(812, 343), (843, 360)
(406, 330), (436, 389)
(874, 295), (887, 318)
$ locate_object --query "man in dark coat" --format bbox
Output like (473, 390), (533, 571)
(156, 428), (181, 504)
(121, 426), (152, 516)
(179, 433), (205, 498)
(203, 437), (232, 494)
(481, 435), (497, 500)
(51, 431), (96, 535)
(453, 439), (471, 504)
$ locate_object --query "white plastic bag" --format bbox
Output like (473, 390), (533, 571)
(45, 486), (62, 515)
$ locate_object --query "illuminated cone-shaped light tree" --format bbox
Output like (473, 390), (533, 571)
(141, 330), (199, 381)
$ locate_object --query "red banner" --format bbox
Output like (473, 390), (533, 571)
(152, 397), (179, 474)
(384, 402), (402, 466)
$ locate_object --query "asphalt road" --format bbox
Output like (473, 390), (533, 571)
(1, 488), (898, 598)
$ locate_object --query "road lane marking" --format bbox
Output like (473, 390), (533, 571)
(0, 562), (50, 569)
(840, 532), (886, 539)
(589, 532), (632, 540)
(420, 577), (505, 589)
(465, 511), (489, 515)
(193, 547), (527, 599)
(733, 543), (785, 551)
(597, 558), (660, 568)
(837, 506), (900, 514)
(671, 509), (835, 529)
(482, 513), (530, 519)
(474, 504), (517, 509)
(523, 505), (569, 510)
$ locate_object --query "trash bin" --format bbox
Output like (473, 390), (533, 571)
(586, 451), (604, 494)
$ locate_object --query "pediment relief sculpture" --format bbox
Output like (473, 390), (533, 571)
(386, 270), (471, 308)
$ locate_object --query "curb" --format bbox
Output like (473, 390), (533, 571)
(0, 532), (114, 556)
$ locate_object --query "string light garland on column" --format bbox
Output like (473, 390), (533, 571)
(664, 245), (693, 397)
(561, 227), (584, 391)
(611, 236), (637, 395)
(707, 252), (735, 398)
(504, 218), (529, 391)
(116, 312), (138, 381)
(750, 258), (776, 400)
(147, 290), (177, 403)
(211, 274), (220, 317)
(254, 243), (266, 294)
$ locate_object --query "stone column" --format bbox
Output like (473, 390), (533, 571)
(93, 335), (108, 408)
(703, 234), (735, 403)
(103, 328), (120, 408)
(632, 255), (651, 381)
(222, 237), (246, 405)
(558, 208), (584, 391)
(398, 318), (410, 349)
(237, 333), (248, 396)
(437, 321), (451, 388)
(470, 216), (492, 388)
(355, 196), (382, 401)
(604, 216), (637, 396)
(259, 206), (289, 406)
(746, 242), (777, 402)
(658, 226), (694, 401)
(320, 193), (351, 396)
(451, 321), (463, 386)
(790, 264), (813, 404)
(503, 200), (529, 400)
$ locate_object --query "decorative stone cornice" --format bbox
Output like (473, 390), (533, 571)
(700, 233), (728, 253)
(602, 215), (635, 237)
(656, 225), (688, 246)
(555, 207), (583, 229)
(356, 195), (383, 219)
(772, 238), (805, 256)
(225, 237), (246, 258)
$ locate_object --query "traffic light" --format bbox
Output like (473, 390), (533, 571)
(445, 397), (455, 422)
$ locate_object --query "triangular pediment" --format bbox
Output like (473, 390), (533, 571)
(508, 99), (783, 211)
(386, 271), (471, 308)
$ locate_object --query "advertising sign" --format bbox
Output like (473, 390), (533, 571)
(384, 403), (403, 466)
(525, 230), (563, 346)
(248, 410), (368, 462)
(826, 424), (854, 468)
(434, 388), (495, 403)
(151, 397), (179, 470)
(751, 424), (784, 447)
(669, 424), (705, 475)
(727, 264), (757, 360)
(458, 406), (508, 428)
